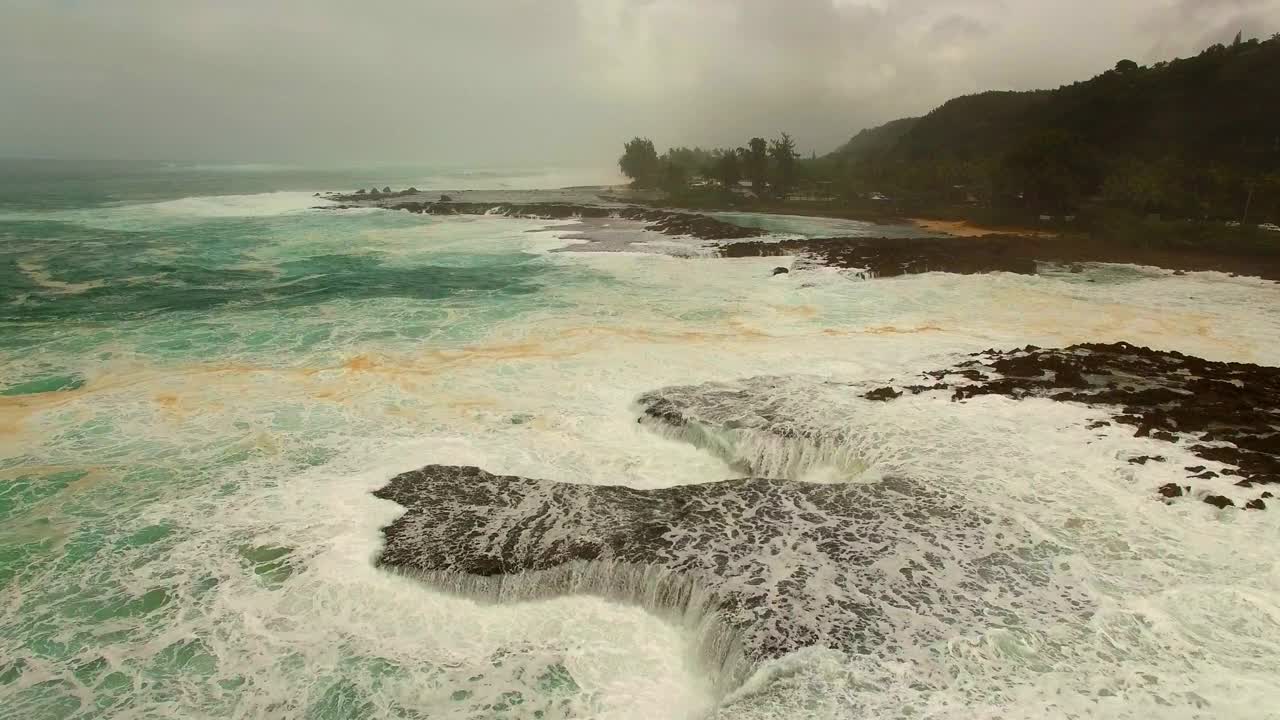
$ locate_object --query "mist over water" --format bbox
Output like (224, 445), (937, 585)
(2, 164), (1280, 719)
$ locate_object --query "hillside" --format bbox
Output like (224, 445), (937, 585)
(823, 35), (1280, 222)
(827, 117), (920, 165)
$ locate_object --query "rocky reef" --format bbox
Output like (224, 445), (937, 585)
(635, 342), (1279, 509)
(374, 465), (1088, 688)
(319, 195), (765, 241)
(721, 234), (1280, 280)
(862, 342), (1280, 508)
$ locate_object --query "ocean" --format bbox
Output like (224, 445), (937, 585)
(2, 161), (1279, 719)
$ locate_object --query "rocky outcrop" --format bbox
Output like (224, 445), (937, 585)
(373, 464), (1087, 688)
(634, 342), (1278, 509)
(720, 234), (1280, 280)
(863, 342), (1280, 506)
(327, 188), (421, 201)
(318, 200), (766, 241)
(723, 235), (1040, 277)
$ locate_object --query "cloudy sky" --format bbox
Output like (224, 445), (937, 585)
(2, 0), (1278, 167)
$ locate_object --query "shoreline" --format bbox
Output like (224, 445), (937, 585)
(721, 233), (1280, 281)
(318, 189), (1280, 281)
(317, 193), (766, 241)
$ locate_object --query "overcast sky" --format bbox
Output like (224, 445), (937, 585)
(2, 0), (1278, 168)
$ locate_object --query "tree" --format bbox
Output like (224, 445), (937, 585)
(769, 133), (799, 198)
(619, 137), (660, 188)
(1115, 59), (1139, 73)
(714, 149), (741, 189)
(659, 160), (687, 194)
(1103, 159), (1168, 214)
(744, 137), (769, 193)
(999, 131), (1100, 213)
(664, 146), (715, 179)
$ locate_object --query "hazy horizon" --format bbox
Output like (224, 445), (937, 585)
(3, 0), (1279, 168)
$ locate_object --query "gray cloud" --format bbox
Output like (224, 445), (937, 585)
(929, 14), (992, 45)
(1, 0), (1278, 166)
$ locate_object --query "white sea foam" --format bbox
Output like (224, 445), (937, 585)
(111, 191), (332, 222)
(0, 191), (333, 232)
(4, 209), (1280, 718)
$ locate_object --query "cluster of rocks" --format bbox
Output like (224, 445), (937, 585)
(318, 199), (766, 241)
(723, 235), (1039, 277)
(322, 187), (420, 200)
(863, 342), (1280, 509)
(721, 234), (1280, 280)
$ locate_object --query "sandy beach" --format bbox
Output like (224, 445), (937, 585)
(911, 218), (1059, 238)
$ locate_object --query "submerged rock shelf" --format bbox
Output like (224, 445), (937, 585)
(374, 465), (1087, 690)
(320, 196), (766, 241)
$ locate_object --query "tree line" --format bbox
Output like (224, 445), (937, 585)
(619, 133), (799, 198)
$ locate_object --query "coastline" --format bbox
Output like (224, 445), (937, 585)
(721, 233), (1280, 281)
(320, 186), (1280, 280)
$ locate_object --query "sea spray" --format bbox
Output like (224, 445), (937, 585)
(385, 561), (750, 695)
(6, 168), (1280, 718)
(636, 415), (873, 481)
(373, 465), (1093, 704)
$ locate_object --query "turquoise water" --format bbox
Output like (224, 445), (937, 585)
(3, 162), (1280, 719)
(1, 164), (713, 719)
(0, 160), (611, 211)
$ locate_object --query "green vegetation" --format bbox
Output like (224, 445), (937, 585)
(819, 34), (1280, 225)
(769, 133), (799, 198)
(620, 34), (1280, 246)
(617, 137), (660, 189)
(617, 133), (804, 199)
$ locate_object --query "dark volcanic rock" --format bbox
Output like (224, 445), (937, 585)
(318, 199), (766, 242)
(864, 386), (903, 402)
(1245, 498), (1267, 510)
(829, 340), (1280, 504)
(720, 234), (1280, 280)
(771, 266), (789, 275)
(850, 342), (1280, 502)
(1204, 495), (1234, 509)
(1157, 483), (1185, 498)
(374, 464), (1087, 685)
(721, 235), (1039, 277)
(634, 344), (1280, 503)
(1128, 455), (1166, 465)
